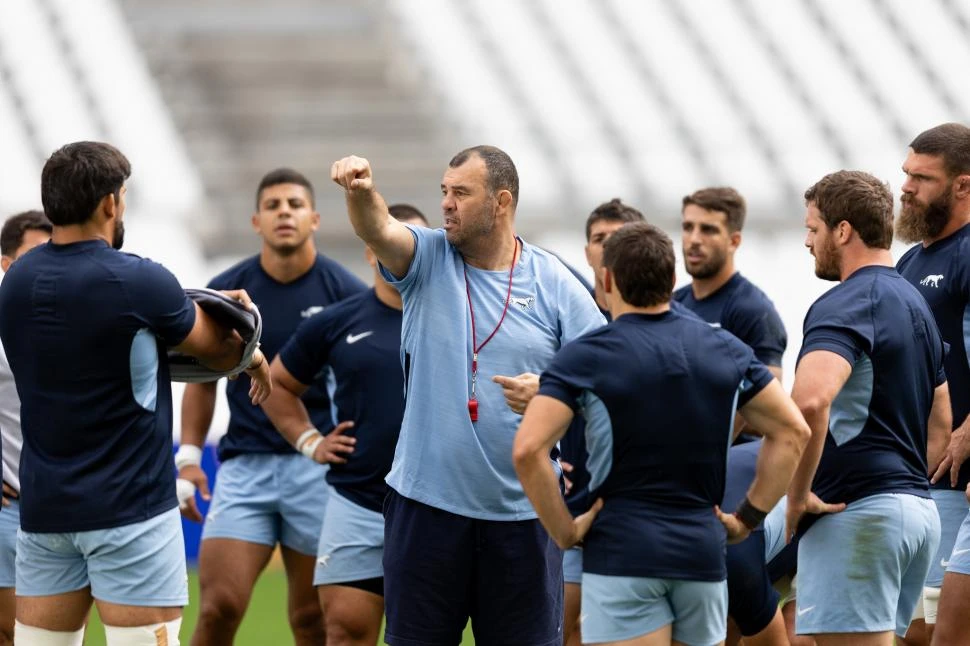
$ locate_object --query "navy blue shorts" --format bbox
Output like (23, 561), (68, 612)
(726, 530), (779, 637)
(383, 489), (564, 646)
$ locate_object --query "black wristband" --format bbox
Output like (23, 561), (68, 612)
(734, 496), (768, 531)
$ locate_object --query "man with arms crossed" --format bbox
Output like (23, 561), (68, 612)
(0, 141), (271, 646)
(180, 168), (365, 646)
(514, 222), (810, 645)
(0, 210), (52, 645)
(892, 123), (970, 646)
(331, 146), (604, 646)
(788, 170), (949, 646)
(262, 204), (427, 646)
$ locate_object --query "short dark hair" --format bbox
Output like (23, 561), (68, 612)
(388, 203), (428, 226)
(449, 145), (519, 206)
(584, 198), (645, 241)
(804, 170), (894, 249)
(1, 210), (52, 256)
(910, 123), (970, 178)
(255, 168), (315, 208)
(41, 142), (131, 226)
(601, 222), (675, 307)
(682, 187), (746, 232)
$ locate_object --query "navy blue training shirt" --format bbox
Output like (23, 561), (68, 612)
(208, 254), (365, 460)
(897, 224), (970, 491)
(673, 272), (787, 367)
(0, 240), (196, 532)
(799, 266), (946, 507)
(539, 310), (774, 581)
(278, 289), (403, 512)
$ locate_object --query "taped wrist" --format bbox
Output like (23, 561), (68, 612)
(174, 445), (203, 470)
(734, 496), (768, 531)
(295, 428), (324, 459)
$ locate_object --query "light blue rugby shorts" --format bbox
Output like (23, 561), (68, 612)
(0, 499), (19, 588)
(795, 493), (940, 637)
(582, 572), (727, 645)
(944, 508), (970, 576)
(563, 546), (583, 585)
(17, 506), (188, 606)
(202, 453), (329, 556)
(924, 489), (968, 587)
(314, 486), (385, 587)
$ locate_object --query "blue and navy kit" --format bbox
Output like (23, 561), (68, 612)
(897, 224), (970, 491)
(208, 254), (365, 460)
(673, 272), (787, 367)
(539, 310), (773, 580)
(278, 289), (403, 512)
(0, 240), (196, 532)
(800, 266), (946, 506)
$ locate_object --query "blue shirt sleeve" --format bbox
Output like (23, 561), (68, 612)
(798, 302), (870, 369)
(378, 225), (441, 295)
(278, 312), (337, 386)
(725, 297), (787, 367)
(556, 267), (607, 345)
(718, 329), (775, 407)
(538, 340), (597, 411)
(126, 259), (196, 346)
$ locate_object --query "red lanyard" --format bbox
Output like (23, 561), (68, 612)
(464, 238), (519, 422)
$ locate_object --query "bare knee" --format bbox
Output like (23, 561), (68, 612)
(288, 598), (323, 636)
(324, 611), (373, 646)
(197, 586), (248, 630)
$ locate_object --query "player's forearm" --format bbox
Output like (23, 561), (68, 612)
(787, 401), (829, 503)
(261, 385), (314, 446)
(180, 382), (217, 447)
(346, 188), (393, 246)
(515, 451), (575, 549)
(747, 425), (806, 512)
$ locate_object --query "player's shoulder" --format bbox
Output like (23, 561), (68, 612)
(723, 273), (778, 314)
(523, 243), (588, 289)
(207, 255), (259, 289)
(671, 284), (691, 303)
(311, 252), (357, 279)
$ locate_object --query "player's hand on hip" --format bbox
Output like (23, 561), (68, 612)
(177, 464), (210, 523)
(715, 505), (751, 545)
(566, 498), (604, 550)
(313, 421), (356, 465)
(786, 492), (845, 543)
(931, 425), (970, 488)
(1, 482), (17, 508)
(331, 156), (374, 192)
(244, 349), (272, 404)
(492, 373), (540, 414)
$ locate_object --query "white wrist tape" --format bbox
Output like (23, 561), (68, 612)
(295, 428), (324, 459)
(174, 444), (203, 470)
(176, 479), (197, 509)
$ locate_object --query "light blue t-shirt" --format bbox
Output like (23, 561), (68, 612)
(380, 225), (605, 519)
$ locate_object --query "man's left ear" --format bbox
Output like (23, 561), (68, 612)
(497, 190), (513, 211)
(954, 175), (970, 199)
(0, 256), (12, 273)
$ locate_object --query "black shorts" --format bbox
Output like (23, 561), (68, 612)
(382, 489), (564, 646)
(726, 530), (780, 636)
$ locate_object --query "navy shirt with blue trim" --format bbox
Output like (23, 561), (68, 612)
(799, 266), (946, 507)
(0, 240), (196, 532)
(897, 224), (970, 491)
(208, 255), (366, 461)
(673, 273), (787, 367)
(278, 289), (403, 512)
(539, 309), (773, 581)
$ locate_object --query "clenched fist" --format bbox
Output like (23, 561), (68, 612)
(331, 156), (374, 192)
